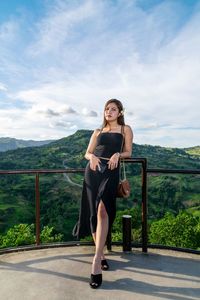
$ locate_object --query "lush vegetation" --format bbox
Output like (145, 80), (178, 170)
(0, 137), (53, 152)
(0, 224), (63, 248)
(0, 130), (199, 250)
(149, 211), (200, 249)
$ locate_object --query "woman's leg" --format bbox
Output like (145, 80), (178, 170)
(92, 232), (106, 260)
(91, 200), (109, 274)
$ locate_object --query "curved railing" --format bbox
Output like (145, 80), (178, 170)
(146, 167), (200, 255)
(0, 158), (199, 255)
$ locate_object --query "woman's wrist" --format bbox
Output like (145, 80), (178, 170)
(116, 152), (121, 158)
(90, 153), (96, 160)
(85, 153), (95, 160)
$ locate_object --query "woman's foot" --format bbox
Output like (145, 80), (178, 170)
(101, 259), (109, 271)
(101, 253), (109, 270)
(90, 256), (102, 288)
(90, 274), (102, 289)
(91, 255), (102, 275)
(101, 254), (106, 261)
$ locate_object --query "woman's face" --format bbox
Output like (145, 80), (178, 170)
(104, 102), (120, 122)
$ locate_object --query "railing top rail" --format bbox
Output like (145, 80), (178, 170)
(0, 158), (147, 175)
(0, 156), (199, 175)
(0, 169), (85, 175)
(147, 168), (200, 175)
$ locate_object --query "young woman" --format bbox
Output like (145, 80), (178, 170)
(73, 99), (133, 288)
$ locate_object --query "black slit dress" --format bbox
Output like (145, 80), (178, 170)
(72, 131), (123, 239)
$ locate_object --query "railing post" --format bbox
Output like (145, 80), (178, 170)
(122, 215), (132, 252)
(106, 227), (112, 251)
(35, 173), (40, 245)
(142, 159), (148, 252)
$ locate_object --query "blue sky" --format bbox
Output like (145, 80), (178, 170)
(0, 0), (199, 147)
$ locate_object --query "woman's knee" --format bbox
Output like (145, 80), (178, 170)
(98, 202), (108, 219)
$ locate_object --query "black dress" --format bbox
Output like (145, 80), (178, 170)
(72, 130), (123, 239)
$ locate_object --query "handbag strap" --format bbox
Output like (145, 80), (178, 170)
(119, 125), (125, 153)
(121, 159), (126, 180)
(119, 125), (126, 180)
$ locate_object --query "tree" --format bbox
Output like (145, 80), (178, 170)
(149, 211), (200, 249)
(0, 224), (63, 248)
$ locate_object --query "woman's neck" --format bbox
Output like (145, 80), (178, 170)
(107, 123), (120, 130)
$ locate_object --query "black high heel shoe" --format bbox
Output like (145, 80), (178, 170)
(89, 274), (102, 289)
(101, 259), (109, 271)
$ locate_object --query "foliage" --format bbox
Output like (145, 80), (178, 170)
(40, 225), (63, 243)
(149, 211), (200, 249)
(184, 146), (200, 157)
(80, 235), (93, 242)
(0, 130), (199, 249)
(0, 224), (35, 248)
(0, 224), (63, 248)
(112, 232), (122, 242)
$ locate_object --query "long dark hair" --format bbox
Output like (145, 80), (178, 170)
(102, 99), (125, 128)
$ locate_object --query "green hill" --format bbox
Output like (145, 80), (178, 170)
(0, 137), (54, 152)
(0, 130), (199, 170)
(184, 146), (200, 157)
(0, 130), (199, 241)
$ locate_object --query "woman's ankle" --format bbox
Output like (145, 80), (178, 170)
(93, 254), (101, 262)
(92, 255), (102, 274)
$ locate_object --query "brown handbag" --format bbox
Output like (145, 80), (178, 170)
(117, 126), (131, 198)
(117, 179), (131, 198)
(117, 160), (131, 198)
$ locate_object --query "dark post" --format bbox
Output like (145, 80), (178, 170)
(141, 159), (148, 252)
(122, 215), (132, 252)
(106, 227), (112, 251)
(35, 173), (40, 246)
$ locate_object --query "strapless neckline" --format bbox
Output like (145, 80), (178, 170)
(99, 132), (123, 136)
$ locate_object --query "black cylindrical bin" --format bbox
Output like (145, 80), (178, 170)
(122, 215), (132, 252)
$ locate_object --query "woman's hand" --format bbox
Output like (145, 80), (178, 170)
(89, 154), (101, 171)
(108, 152), (120, 170)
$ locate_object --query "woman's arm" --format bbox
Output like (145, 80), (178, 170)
(120, 125), (133, 158)
(84, 129), (99, 160)
(108, 125), (133, 170)
(85, 129), (101, 170)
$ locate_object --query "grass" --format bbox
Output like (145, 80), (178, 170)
(0, 204), (19, 210)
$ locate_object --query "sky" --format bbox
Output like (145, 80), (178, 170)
(0, 0), (199, 148)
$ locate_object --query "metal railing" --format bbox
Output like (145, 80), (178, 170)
(146, 167), (200, 254)
(0, 159), (200, 254)
(0, 158), (148, 252)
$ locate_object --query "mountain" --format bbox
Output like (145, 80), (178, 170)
(0, 130), (199, 170)
(184, 146), (200, 157)
(0, 130), (199, 241)
(0, 137), (54, 152)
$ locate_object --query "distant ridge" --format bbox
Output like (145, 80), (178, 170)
(0, 137), (55, 152)
(0, 130), (199, 171)
(0, 129), (199, 239)
(0, 132), (199, 155)
(184, 146), (200, 157)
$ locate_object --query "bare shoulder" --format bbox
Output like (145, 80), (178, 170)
(94, 128), (101, 135)
(92, 128), (101, 138)
(124, 125), (133, 135)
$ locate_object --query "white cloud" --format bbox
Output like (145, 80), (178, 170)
(28, 0), (98, 56)
(82, 107), (98, 117)
(0, 20), (19, 42)
(43, 108), (60, 117)
(0, 82), (7, 91)
(61, 105), (77, 114)
(53, 121), (72, 127)
(0, 0), (199, 147)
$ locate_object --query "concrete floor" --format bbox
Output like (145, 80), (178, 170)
(0, 246), (199, 300)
